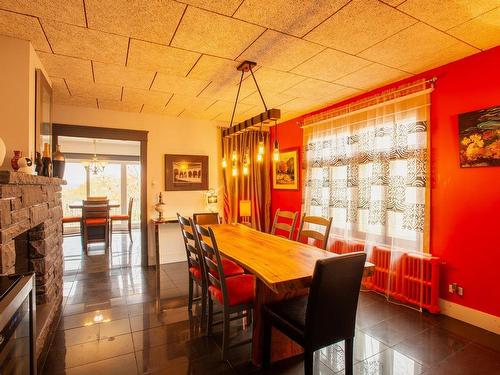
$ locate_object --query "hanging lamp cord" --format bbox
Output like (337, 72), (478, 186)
(229, 70), (245, 129)
(249, 66), (268, 112)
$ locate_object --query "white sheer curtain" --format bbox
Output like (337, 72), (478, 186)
(303, 85), (431, 308)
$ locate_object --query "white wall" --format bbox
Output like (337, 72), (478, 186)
(52, 104), (223, 264)
(0, 36), (50, 168)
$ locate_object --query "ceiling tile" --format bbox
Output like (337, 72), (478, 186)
(151, 73), (209, 96)
(397, 0), (499, 31)
(304, 0), (416, 54)
(233, 0), (349, 37)
(49, 77), (70, 97)
(281, 78), (359, 99)
(448, 7), (500, 50)
(239, 30), (324, 71)
(98, 99), (142, 112)
(176, 0), (243, 16)
(37, 52), (93, 82)
(163, 94), (215, 116)
(85, 0), (185, 44)
(127, 39), (200, 76)
(399, 41), (479, 73)
(54, 95), (98, 108)
(0, 0), (85, 26)
(241, 91), (295, 107)
(198, 80), (255, 101)
(205, 99), (254, 115)
(41, 20), (129, 65)
(291, 48), (371, 81)
(380, 0), (406, 5)
(0, 10), (51, 52)
(187, 55), (240, 82)
(122, 87), (172, 106)
(141, 104), (170, 115)
(171, 6), (264, 59)
(66, 81), (122, 101)
(334, 63), (411, 90)
(359, 23), (475, 70)
(249, 68), (306, 93)
(280, 97), (328, 113)
(93, 62), (156, 90)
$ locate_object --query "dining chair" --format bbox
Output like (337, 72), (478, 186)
(270, 209), (298, 240)
(194, 223), (254, 360)
(87, 196), (108, 201)
(110, 197), (133, 241)
(192, 212), (221, 225)
(262, 252), (367, 375)
(82, 202), (110, 253)
(62, 216), (81, 236)
(297, 214), (333, 250)
(177, 213), (207, 319)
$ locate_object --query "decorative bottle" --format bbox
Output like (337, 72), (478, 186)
(11, 150), (21, 171)
(41, 143), (52, 177)
(35, 152), (42, 176)
(52, 144), (66, 178)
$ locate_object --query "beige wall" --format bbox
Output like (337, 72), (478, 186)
(0, 36), (50, 168)
(52, 104), (223, 264)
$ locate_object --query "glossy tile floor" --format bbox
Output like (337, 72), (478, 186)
(41, 230), (500, 375)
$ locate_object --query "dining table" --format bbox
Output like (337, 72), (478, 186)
(207, 223), (375, 366)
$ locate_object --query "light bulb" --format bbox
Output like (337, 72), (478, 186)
(221, 157), (227, 168)
(231, 150), (238, 162)
(243, 164), (249, 175)
(256, 153), (263, 162)
(273, 140), (280, 162)
(232, 166), (238, 177)
(258, 141), (265, 155)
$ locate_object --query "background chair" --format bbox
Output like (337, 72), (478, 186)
(270, 209), (298, 240)
(62, 216), (81, 236)
(297, 214), (333, 250)
(87, 196), (108, 201)
(195, 224), (254, 360)
(262, 252), (367, 375)
(82, 201), (110, 253)
(110, 197), (134, 241)
(193, 212), (221, 225)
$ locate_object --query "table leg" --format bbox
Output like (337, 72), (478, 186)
(252, 279), (307, 366)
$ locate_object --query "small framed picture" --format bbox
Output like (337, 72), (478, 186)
(165, 154), (209, 191)
(273, 148), (299, 190)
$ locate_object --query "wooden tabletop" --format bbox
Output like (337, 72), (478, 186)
(208, 223), (374, 294)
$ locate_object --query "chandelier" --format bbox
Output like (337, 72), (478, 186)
(82, 139), (106, 175)
(221, 61), (281, 176)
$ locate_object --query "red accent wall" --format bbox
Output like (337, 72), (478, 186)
(271, 46), (500, 317)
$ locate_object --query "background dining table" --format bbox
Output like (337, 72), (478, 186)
(208, 223), (375, 366)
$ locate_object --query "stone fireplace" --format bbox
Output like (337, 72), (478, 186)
(0, 170), (65, 364)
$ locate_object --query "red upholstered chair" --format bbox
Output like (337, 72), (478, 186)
(177, 213), (207, 319)
(192, 212), (221, 225)
(194, 223), (254, 360)
(82, 201), (110, 253)
(110, 197), (133, 241)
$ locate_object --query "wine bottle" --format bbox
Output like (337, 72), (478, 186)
(41, 143), (52, 177)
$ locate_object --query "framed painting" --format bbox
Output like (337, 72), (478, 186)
(458, 105), (499, 168)
(165, 154), (209, 191)
(273, 148), (299, 190)
(35, 69), (52, 156)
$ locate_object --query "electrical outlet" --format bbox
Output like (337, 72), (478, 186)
(457, 286), (464, 296)
(449, 283), (455, 293)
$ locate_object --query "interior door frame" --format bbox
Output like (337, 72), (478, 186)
(53, 124), (149, 265)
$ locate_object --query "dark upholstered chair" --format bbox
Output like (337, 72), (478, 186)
(262, 252), (367, 375)
(297, 214), (333, 250)
(195, 224), (254, 360)
(193, 212), (221, 225)
(270, 209), (299, 240)
(177, 213), (207, 318)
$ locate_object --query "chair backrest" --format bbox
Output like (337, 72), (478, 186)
(270, 209), (298, 240)
(127, 197), (134, 217)
(177, 213), (205, 280)
(305, 252), (367, 351)
(297, 214), (333, 250)
(87, 196), (108, 201)
(82, 202), (109, 220)
(83, 199), (109, 206)
(193, 212), (221, 225)
(194, 224), (229, 307)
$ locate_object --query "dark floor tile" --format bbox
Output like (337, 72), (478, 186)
(64, 353), (138, 375)
(356, 300), (402, 330)
(129, 307), (188, 332)
(132, 320), (192, 351)
(393, 327), (469, 367)
(59, 307), (130, 330)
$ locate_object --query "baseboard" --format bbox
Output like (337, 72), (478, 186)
(439, 299), (500, 334)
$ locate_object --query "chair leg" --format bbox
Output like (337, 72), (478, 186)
(128, 219), (133, 242)
(207, 297), (213, 337)
(247, 308), (253, 327)
(188, 276), (194, 311)
(221, 308), (230, 361)
(304, 350), (314, 375)
(345, 338), (354, 375)
(200, 285), (207, 325)
(262, 313), (272, 368)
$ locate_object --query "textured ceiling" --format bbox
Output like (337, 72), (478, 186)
(0, 0), (498, 124)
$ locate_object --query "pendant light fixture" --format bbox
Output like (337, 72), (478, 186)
(273, 120), (280, 162)
(82, 139), (106, 175)
(222, 60), (281, 176)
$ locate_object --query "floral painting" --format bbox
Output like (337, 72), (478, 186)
(273, 149), (299, 190)
(458, 106), (500, 168)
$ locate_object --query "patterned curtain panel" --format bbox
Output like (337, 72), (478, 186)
(303, 90), (430, 254)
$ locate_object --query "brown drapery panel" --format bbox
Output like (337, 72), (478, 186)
(222, 130), (271, 232)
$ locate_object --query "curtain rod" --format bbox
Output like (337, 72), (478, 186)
(301, 77), (437, 129)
